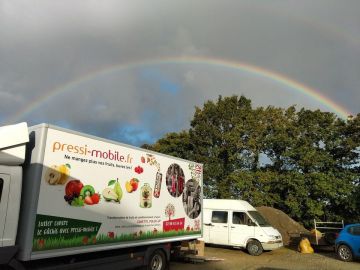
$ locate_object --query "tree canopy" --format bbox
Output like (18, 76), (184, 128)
(143, 95), (360, 226)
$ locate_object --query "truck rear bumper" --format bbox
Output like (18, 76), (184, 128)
(0, 245), (19, 264)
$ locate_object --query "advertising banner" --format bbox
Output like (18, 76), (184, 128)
(32, 128), (202, 251)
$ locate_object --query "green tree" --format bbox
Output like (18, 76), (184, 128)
(143, 96), (360, 226)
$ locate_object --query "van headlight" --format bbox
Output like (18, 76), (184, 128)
(267, 235), (282, 244)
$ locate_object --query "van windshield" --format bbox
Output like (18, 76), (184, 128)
(248, 211), (270, 227)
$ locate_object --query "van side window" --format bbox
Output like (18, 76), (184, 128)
(211, 211), (228, 223)
(0, 178), (3, 203)
(233, 212), (252, 225)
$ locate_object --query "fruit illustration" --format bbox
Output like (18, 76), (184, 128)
(80, 185), (96, 198)
(70, 196), (85, 207)
(102, 188), (119, 202)
(134, 166), (144, 174)
(44, 165), (62, 184)
(125, 181), (133, 193)
(64, 180), (98, 206)
(125, 178), (139, 193)
(114, 179), (123, 201)
(84, 196), (94, 205)
(65, 180), (83, 197)
(57, 164), (70, 184)
(102, 179), (123, 203)
(90, 193), (101, 204)
(83, 192), (100, 205)
(130, 178), (139, 191)
(44, 164), (70, 185)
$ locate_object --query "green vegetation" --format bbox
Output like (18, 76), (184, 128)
(143, 95), (360, 227)
(33, 230), (200, 251)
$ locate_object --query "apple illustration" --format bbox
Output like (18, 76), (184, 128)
(65, 180), (84, 197)
(130, 178), (139, 191)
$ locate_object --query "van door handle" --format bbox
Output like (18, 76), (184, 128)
(204, 223), (214, 226)
(223, 225), (228, 228)
(231, 226), (235, 228)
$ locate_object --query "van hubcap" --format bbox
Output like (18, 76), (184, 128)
(250, 245), (259, 253)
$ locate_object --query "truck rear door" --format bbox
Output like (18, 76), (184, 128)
(0, 173), (11, 247)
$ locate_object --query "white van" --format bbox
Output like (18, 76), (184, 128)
(203, 199), (283, 255)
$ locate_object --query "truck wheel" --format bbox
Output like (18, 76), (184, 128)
(246, 240), (263, 256)
(146, 250), (167, 270)
(337, 244), (353, 262)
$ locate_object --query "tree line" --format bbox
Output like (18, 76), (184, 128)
(142, 95), (360, 227)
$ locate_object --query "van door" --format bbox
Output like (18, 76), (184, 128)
(206, 210), (229, 245)
(229, 211), (255, 247)
(0, 174), (11, 247)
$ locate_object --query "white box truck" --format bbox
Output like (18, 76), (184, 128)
(0, 123), (203, 270)
(203, 199), (282, 255)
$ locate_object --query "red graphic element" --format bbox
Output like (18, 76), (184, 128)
(163, 217), (185, 232)
(130, 178), (139, 191)
(107, 231), (115, 239)
(38, 239), (45, 249)
(141, 156), (146, 163)
(65, 180), (83, 197)
(90, 193), (101, 204)
(165, 204), (175, 220)
(82, 236), (89, 244)
(134, 166), (144, 174)
(84, 196), (94, 205)
(195, 164), (202, 173)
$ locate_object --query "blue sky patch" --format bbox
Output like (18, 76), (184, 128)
(140, 67), (181, 94)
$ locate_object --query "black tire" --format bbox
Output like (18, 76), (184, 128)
(337, 244), (353, 262)
(246, 240), (263, 256)
(145, 249), (167, 270)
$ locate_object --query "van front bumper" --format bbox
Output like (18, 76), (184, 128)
(261, 241), (283, 250)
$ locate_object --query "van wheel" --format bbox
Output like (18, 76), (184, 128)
(144, 249), (167, 270)
(337, 244), (353, 262)
(246, 240), (263, 256)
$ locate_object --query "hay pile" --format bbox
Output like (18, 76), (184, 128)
(256, 206), (309, 246)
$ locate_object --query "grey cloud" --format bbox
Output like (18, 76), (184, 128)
(1, 0), (359, 145)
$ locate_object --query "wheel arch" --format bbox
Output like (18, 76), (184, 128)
(246, 238), (262, 246)
(336, 242), (354, 253)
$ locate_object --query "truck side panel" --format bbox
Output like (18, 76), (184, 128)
(18, 124), (203, 261)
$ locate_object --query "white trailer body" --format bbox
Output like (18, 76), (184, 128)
(0, 123), (203, 269)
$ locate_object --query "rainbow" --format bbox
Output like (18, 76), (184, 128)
(7, 56), (353, 123)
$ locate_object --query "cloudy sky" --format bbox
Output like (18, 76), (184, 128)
(1, 0), (359, 145)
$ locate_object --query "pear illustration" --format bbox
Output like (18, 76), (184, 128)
(114, 179), (123, 202)
(102, 188), (118, 201)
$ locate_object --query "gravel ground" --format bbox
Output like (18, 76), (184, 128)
(170, 246), (360, 270)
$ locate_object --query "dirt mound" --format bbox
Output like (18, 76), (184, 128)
(256, 206), (309, 246)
